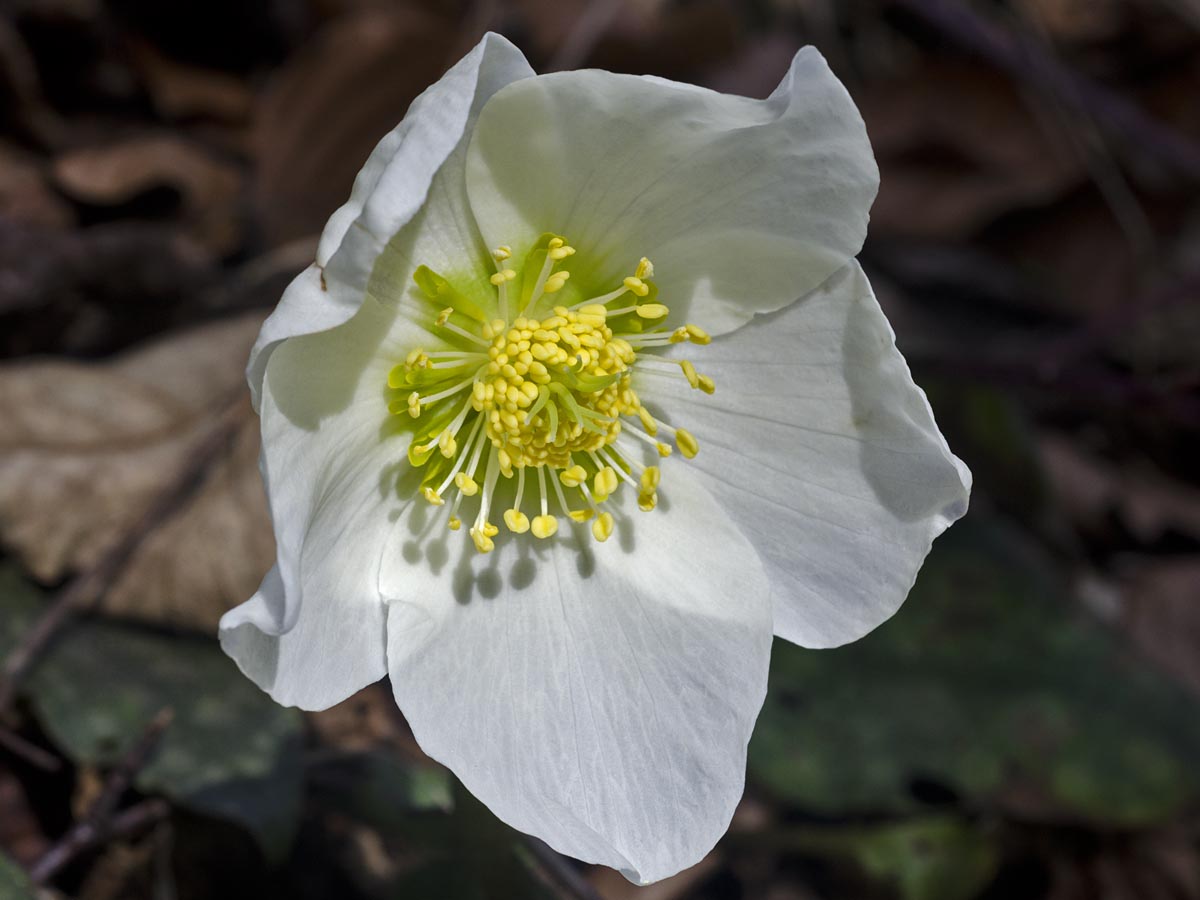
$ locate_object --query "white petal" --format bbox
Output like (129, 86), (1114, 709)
(465, 47), (877, 336)
(381, 471), (772, 883)
(639, 262), (971, 648)
(221, 298), (420, 710)
(246, 33), (533, 408)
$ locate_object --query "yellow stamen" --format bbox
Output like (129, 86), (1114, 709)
(531, 514), (559, 539)
(592, 512), (614, 542)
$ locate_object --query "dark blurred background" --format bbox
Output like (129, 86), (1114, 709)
(1, 0), (1199, 898)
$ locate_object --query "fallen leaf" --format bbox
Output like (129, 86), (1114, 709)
(27, 617), (305, 862)
(861, 61), (1084, 240)
(1015, 0), (1125, 43)
(252, 7), (458, 245)
(53, 134), (245, 255)
(0, 313), (272, 631)
(0, 143), (74, 230)
(1122, 558), (1200, 697)
(1039, 435), (1200, 547)
(129, 42), (254, 123)
(0, 221), (216, 358)
(0, 769), (46, 866)
(749, 518), (1200, 827)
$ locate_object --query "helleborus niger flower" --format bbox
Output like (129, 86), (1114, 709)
(220, 33), (970, 883)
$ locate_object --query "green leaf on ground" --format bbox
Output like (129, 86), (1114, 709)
(0, 853), (37, 900)
(311, 750), (454, 838)
(750, 517), (1200, 826)
(0, 567), (305, 864)
(0, 563), (45, 659)
(763, 817), (998, 900)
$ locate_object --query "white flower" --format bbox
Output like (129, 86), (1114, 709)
(220, 33), (970, 883)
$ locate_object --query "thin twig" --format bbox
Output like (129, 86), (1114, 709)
(90, 708), (174, 825)
(890, 0), (1200, 180)
(0, 392), (248, 716)
(30, 709), (174, 884)
(29, 799), (170, 885)
(0, 725), (61, 772)
(523, 836), (605, 900)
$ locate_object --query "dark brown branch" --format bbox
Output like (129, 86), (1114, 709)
(523, 836), (605, 900)
(0, 392), (248, 716)
(0, 725), (61, 772)
(29, 799), (170, 885)
(890, 0), (1200, 181)
(29, 709), (173, 885)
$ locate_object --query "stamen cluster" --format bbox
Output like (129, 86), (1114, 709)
(386, 233), (715, 553)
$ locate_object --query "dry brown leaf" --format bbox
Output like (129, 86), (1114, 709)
(52, 135), (244, 255)
(253, 7), (458, 246)
(861, 61), (1084, 240)
(0, 313), (272, 632)
(130, 42), (254, 123)
(0, 143), (74, 230)
(0, 766), (47, 865)
(1123, 557), (1200, 697)
(1039, 435), (1200, 546)
(1015, 0), (1125, 43)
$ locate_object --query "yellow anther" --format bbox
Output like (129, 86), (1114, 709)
(470, 525), (495, 553)
(675, 428), (699, 459)
(685, 324), (711, 345)
(635, 257), (654, 279)
(407, 392), (422, 418)
(448, 515), (462, 531)
(680, 359), (700, 389)
(640, 466), (661, 493)
(503, 508), (530, 533)
(422, 487), (444, 506)
(548, 237), (564, 249)
(531, 514), (559, 539)
(437, 429), (457, 458)
(637, 407), (657, 435)
(669, 327), (690, 343)
(568, 509), (594, 522)
(635, 303), (669, 319)
(455, 472), (479, 496)
(548, 245), (576, 261)
(489, 269), (517, 286)
(638, 490), (657, 512)
(559, 465), (588, 488)
(543, 271), (571, 293)
(483, 522), (499, 537)
(492, 245), (512, 261)
(697, 375), (715, 394)
(594, 467), (619, 500)
(623, 276), (650, 297)
(656, 442), (673, 457)
(592, 512), (614, 542)
(436, 307), (454, 326)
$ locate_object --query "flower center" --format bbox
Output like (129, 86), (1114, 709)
(387, 234), (714, 553)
